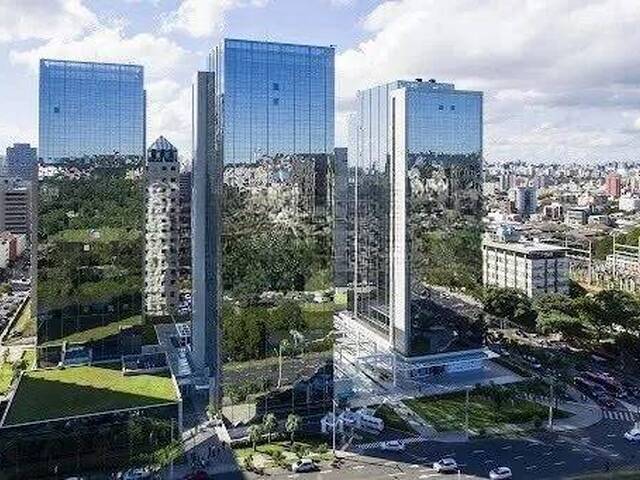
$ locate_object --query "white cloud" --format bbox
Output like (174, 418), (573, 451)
(0, 0), (97, 43)
(335, 0), (640, 160)
(162, 0), (268, 38)
(634, 117), (640, 131)
(146, 82), (192, 156)
(10, 24), (191, 81)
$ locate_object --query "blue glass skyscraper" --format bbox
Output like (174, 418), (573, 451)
(192, 39), (335, 416)
(39, 59), (145, 163)
(352, 78), (484, 365)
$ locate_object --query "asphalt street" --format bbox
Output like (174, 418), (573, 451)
(214, 418), (640, 480)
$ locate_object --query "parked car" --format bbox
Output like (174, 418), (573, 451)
(489, 466), (513, 479)
(291, 458), (319, 473)
(381, 440), (405, 451)
(122, 469), (152, 480)
(624, 429), (640, 442)
(433, 457), (458, 473)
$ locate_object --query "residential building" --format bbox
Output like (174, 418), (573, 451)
(178, 169), (192, 273)
(350, 78), (484, 374)
(39, 59), (145, 163)
(605, 172), (622, 198)
(513, 186), (537, 216)
(144, 136), (180, 317)
(565, 206), (590, 225)
(619, 195), (640, 212)
(5, 143), (37, 180)
(482, 230), (569, 297)
(0, 177), (32, 236)
(193, 39), (335, 415)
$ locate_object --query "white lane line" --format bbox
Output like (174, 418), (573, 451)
(501, 445), (512, 450)
(543, 451), (553, 456)
(525, 465), (538, 470)
(472, 449), (485, 454)
(319, 470), (332, 474)
(409, 464), (420, 469)
(514, 455), (524, 460)
(352, 465), (365, 470)
(554, 461), (566, 466)
(584, 457), (593, 462)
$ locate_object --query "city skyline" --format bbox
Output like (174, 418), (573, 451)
(0, 0), (639, 163)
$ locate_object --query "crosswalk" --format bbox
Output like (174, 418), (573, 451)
(602, 409), (639, 422)
(356, 436), (424, 451)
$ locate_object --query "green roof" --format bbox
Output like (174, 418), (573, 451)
(4, 364), (178, 426)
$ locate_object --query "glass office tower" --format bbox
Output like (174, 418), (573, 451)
(354, 79), (484, 358)
(36, 60), (146, 366)
(39, 59), (145, 164)
(204, 39), (334, 421)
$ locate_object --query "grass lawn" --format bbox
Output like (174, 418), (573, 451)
(6, 300), (35, 342)
(42, 315), (143, 346)
(234, 438), (332, 470)
(405, 392), (562, 432)
(301, 302), (336, 331)
(5, 363), (178, 426)
(372, 404), (415, 434)
(53, 227), (141, 243)
(0, 361), (13, 395)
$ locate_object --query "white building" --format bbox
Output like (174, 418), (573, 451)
(143, 136), (180, 317)
(565, 206), (590, 226)
(619, 195), (640, 213)
(482, 231), (569, 297)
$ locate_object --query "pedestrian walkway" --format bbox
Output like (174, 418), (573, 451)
(602, 409), (639, 422)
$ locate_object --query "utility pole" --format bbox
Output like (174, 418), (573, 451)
(548, 379), (555, 430)
(465, 388), (470, 438)
(332, 399), (337, 458)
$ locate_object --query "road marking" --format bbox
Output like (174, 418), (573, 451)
(419, 475), (438, 479)
(584, 457), (593, 462)
(352, 465), (365, 470)
(610, 453), (620, 457)
(409, 464), (420, 468)
(514, 455), (524, 460)
(525, 465), (538, 470)
(389, 473), (406, 477)
(543, 451), (553, 456)
(554, 461), (566, 466)
(384, 461), (396, 466)
(605, 444), (614, 448)
(607, 434), (616, 437)
(501, 445), (512, 450)
(319, 470), (332, 474)
(472, 449), (485, 454)
(485, 460), (495, 464)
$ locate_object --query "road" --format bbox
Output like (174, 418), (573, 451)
(211, 418), (640, 480)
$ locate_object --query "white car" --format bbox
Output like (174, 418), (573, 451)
(381, 440), (405, 451)
(122, 468), (151, 480)
(291, 458), (318, 473)
(433, 457), (458, 473)
(489, 466), (513, 480)
(624, 429), (640, 441)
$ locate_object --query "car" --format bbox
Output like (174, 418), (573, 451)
(489, 466), (513, 479)
(291, 458), (319, 473)
(624, 429), (640, 441)
(381, 440), (405, 451)
(122, 469), (152, 480)
(433, 457), (458, 473)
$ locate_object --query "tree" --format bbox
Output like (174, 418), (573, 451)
(262, 413), (277, 444)
(537, 310), (590, 342)
(484, 288), (537, 330)
(247, 424), (263, 452)
(285, 413), (301, 446)
(533, 293), (575, 316)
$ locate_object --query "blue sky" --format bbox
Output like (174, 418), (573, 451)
(1, 0), (640, 163)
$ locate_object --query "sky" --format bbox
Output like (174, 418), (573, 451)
(1, 0), (640, 163)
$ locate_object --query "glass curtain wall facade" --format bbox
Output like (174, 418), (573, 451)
(39, 59), (145, 164)
(210, 39), (335, 422)
(36, 60), (146, 366)
(354, 80), (484, 357)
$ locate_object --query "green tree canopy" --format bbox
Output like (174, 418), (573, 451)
(483, 288), (538, 330)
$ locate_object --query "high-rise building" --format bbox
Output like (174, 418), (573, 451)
(513, 186), (537, 216)
(5, 143), (37, 180)
(193, 39), (335, 416)
(39, 59), (145, 164)
(349, 78), (483, 374)
(144, 136), (180, 317)
(36, 61), (147, 365)
(605, 172), (622, 198)
(0, 177), (32, 236)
